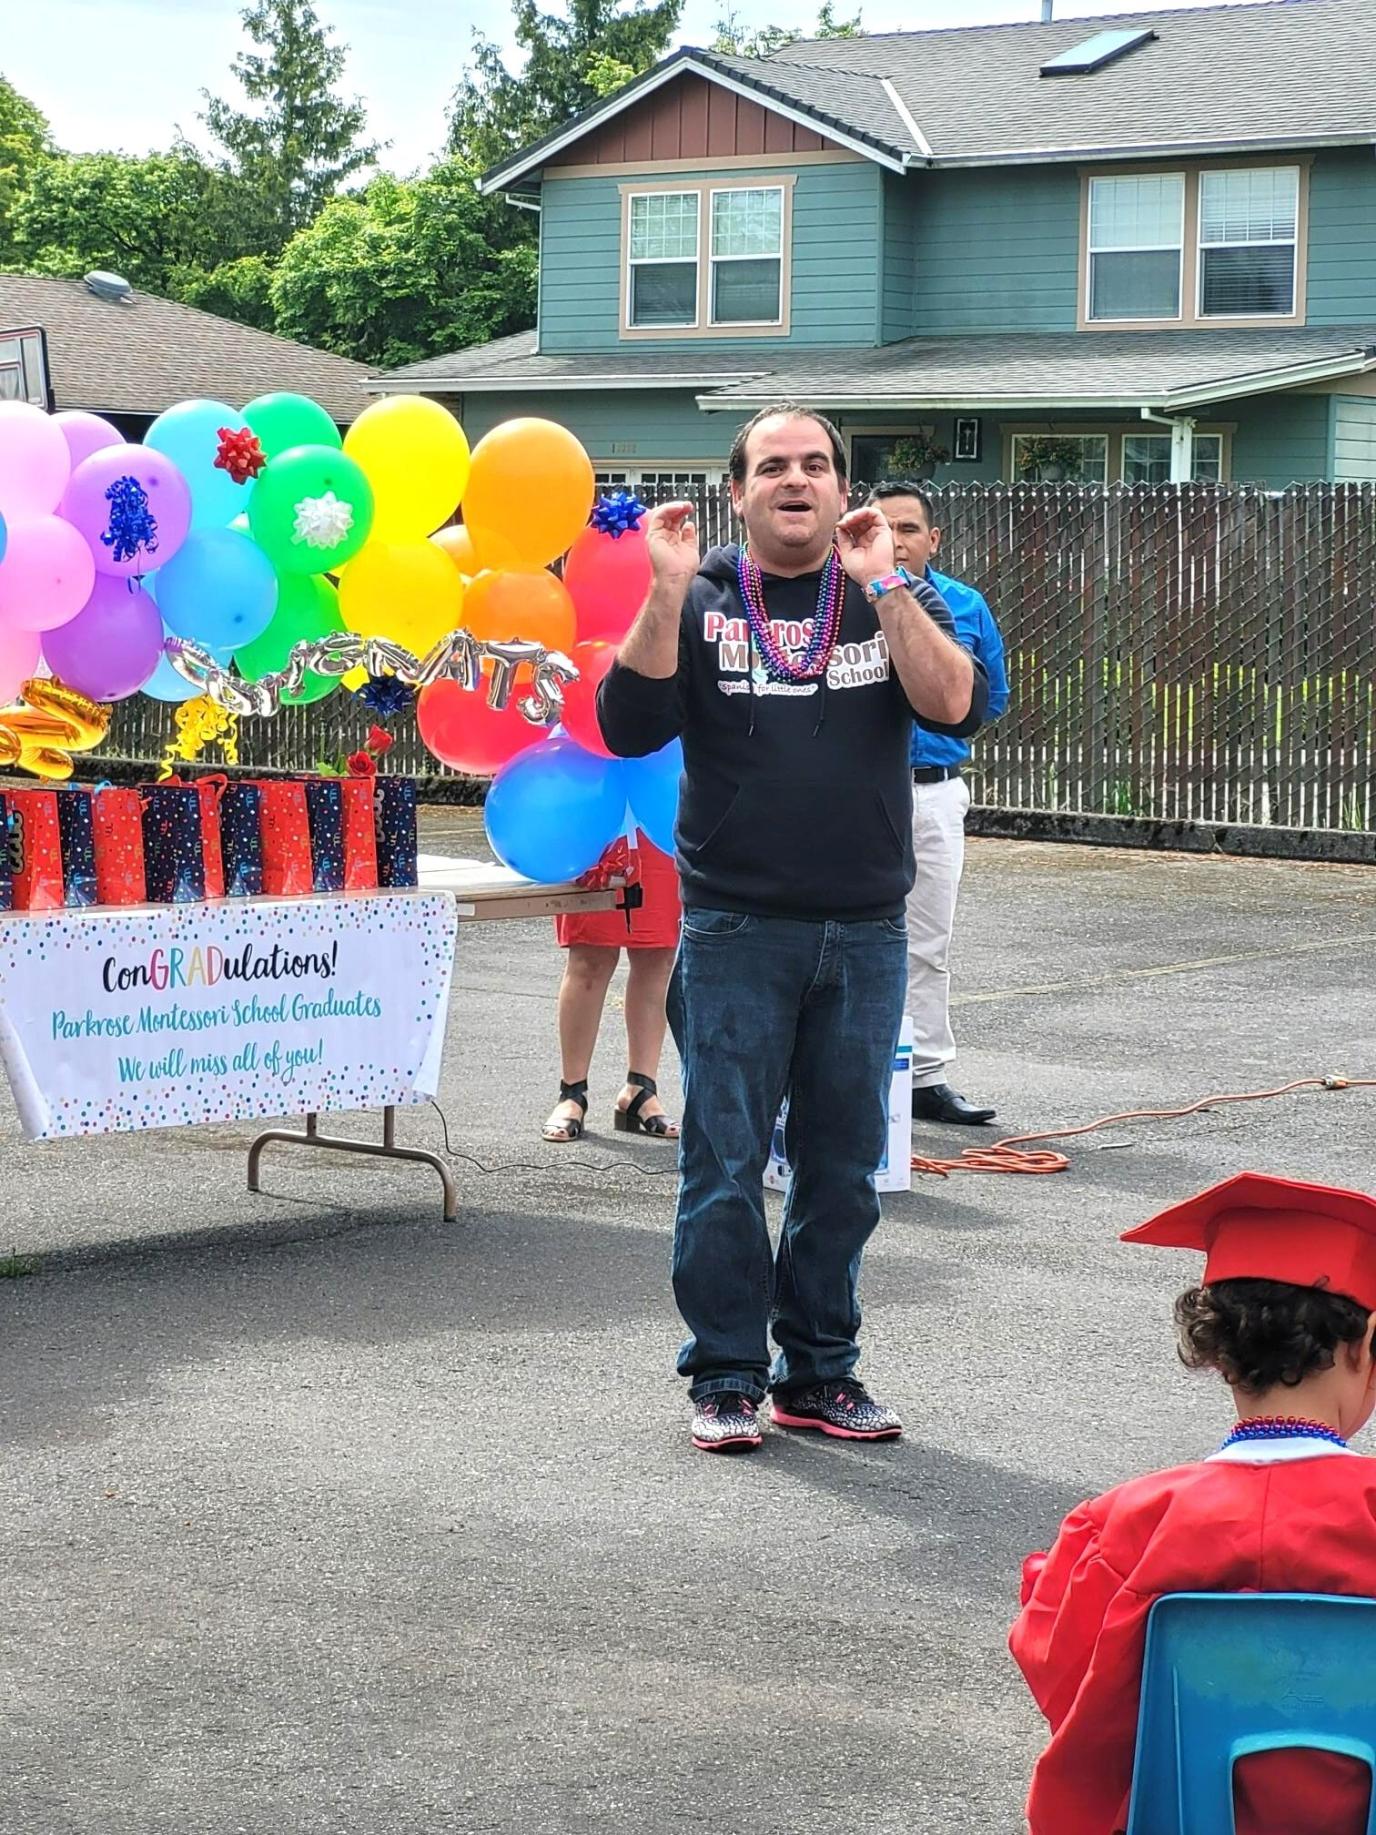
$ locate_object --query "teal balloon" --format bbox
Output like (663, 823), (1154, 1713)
(0, 510), (6, 565)
(243, 393), (342, 461)
(146, 398), (252, 529)
(156, 527), (278, 649)
(248, 443), (373, 575)
(142, 622), (235, 702)
(484, 735), (626, 884)
(622, 737), (682, 856)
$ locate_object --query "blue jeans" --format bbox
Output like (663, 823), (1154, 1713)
(666, 909), (908, 1403)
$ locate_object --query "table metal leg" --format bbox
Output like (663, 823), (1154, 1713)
(247, 1106), (458, 1222)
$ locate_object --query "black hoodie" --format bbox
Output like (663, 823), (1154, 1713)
(597, 542), (988, 922)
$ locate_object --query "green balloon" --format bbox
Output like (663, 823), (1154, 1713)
(247, 442), (374, 575)
(236, 573), (345, 706)
(243, 392), (342, 461)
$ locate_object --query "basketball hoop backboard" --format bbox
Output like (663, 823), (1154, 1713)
(0, 327), (51, 409)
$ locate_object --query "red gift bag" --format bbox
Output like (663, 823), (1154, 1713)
(161, 774), (226, 899)
(339, 777), (378, 891)
(92, 787), (147, 906)
(254, 779), (313, 897)
(8, 788), (64, 911)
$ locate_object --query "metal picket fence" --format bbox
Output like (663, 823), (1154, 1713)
(101, 483), (1376, 834)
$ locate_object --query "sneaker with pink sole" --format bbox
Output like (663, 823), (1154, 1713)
(771, 1378), (902, 1441)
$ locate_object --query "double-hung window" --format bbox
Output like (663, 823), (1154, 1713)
(1087, 174), (1184, 321)
(1085, 163), (1304, 326)
(627, 191), (699, 329)
(710, 187), (784, 325)
(1198, 167), (1298, 318)
(624, 182), (789, 332)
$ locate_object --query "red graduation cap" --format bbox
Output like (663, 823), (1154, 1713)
(1122, 1171), (1376, 1313)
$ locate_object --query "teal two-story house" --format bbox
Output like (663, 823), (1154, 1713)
(373, 0), (1376, 490)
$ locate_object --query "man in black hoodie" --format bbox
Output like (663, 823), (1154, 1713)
(597, 404), (987, 1454)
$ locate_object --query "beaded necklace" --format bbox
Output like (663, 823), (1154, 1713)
(736, 542), (846, 684)
(1218, 1414), (1348, 1452)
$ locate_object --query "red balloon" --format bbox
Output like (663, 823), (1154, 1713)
(564, 525), (651, 645)
(561, 640), (618, 759)
(416, 674), (540, 778)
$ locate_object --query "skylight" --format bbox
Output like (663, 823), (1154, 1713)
(1040, 27), (1157, 77)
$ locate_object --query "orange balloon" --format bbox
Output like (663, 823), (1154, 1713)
(462, 419), (594, 569)
(460, 568), (576, 655)
(431, 523), (482, 574)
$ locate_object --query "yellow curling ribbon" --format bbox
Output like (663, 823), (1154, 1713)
(157, 694), (240, 779)
(0, 678), (112, 781)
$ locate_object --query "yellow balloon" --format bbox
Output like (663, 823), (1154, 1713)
(339, 539), (464, 653)
(462, 419), (594, 569)
(343, 395), (471, 543)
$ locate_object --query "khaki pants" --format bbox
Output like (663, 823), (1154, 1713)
(904, 775), (970, 1089)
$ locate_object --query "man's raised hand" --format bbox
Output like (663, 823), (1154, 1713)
(835, 506), (897, 586)
(645, 500), (701, 594)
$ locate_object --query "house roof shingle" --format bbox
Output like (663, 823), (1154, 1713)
(379, 326), (1376, 413)
(0, 275), (371, 423)
(483, 0), (1376, 191)
(369, 330), (762, 391)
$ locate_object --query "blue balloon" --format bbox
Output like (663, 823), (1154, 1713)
(146, 398), (254, 530)
(484, 736), (627, 884)
(155, 526), (278, 650)
(141, 624), (236, 702)
(621, 737), (682, 856)
(0, 509), (7, 567)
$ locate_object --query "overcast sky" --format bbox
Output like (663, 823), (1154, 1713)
(6, 0), (1271, 179)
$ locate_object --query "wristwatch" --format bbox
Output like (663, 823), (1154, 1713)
(863, 566), (918, 605)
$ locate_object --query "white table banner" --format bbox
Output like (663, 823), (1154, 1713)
(0, 891), (458, 1140)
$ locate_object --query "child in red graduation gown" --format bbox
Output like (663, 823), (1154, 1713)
(1011, 1172), (1376, 1835)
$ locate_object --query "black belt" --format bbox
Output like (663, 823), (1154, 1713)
(912, 765), (963, 784)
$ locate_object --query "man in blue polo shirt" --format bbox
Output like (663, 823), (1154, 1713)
(869, 481), (1010, 1125)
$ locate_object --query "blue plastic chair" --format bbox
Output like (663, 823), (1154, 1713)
(1125, 1592), (1376, 1834)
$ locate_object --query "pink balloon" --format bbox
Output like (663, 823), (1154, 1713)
(0, 401), (72, 517)
(43, 573), (162, 700)
(564, 525), (652, 645)
(0, 621), (41, 702)
(0, 514), (98, 633)
(61, 443), (192, 578)
(54, 410), (126, 474)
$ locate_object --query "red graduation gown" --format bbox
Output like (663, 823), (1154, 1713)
(1010, 1444), (1376, 1835)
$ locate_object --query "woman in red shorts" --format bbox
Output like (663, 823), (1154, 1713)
(542, 836), (682, 1143)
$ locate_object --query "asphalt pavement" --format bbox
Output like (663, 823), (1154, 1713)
(3, 813), (1374, 1834)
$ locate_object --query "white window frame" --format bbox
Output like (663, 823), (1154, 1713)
(1196, 165), (1300, 322)
(1086, 174), (1185, 325)
(708, 184), (786, 329)
(619, 178), (795, 340)
(626, 188), (701, 331)
(1079, 161), (1309, 333)
(1121, 430), (1225, 483)
(1005, 424), (1232, 484)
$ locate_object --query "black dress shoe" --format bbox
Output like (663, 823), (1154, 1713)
(912, 1083), (996, 1126)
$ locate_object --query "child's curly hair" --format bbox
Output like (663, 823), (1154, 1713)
(1175, 1277), (1371, 1395)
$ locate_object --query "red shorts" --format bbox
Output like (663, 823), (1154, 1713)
(555, 839), (681, 952)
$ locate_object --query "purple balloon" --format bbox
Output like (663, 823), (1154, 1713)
(61, 443), (192, 578)
(43, 573), (163, 701)
(54, 410), (126, 474)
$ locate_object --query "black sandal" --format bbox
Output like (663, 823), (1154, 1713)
(543, 1078), (588, 1143)
(614, 1071), (679, 1139)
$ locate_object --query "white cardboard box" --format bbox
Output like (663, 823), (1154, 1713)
(764, 1018), (913, 1196)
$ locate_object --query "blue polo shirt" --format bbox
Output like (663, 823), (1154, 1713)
(913, 565), (1009, 768)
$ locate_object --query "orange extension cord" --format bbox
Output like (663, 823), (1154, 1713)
(910, 1076), (1376, 1178)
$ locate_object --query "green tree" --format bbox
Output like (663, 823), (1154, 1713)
(0, 74), (55, 248)
(4, 148), (251, 294)
(270, 160), (536, 368)
(711, 3), (863, 57)
(202, 0), (378, 252)
(448, 0), (683, 174)
(175, 253), (278, 332)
